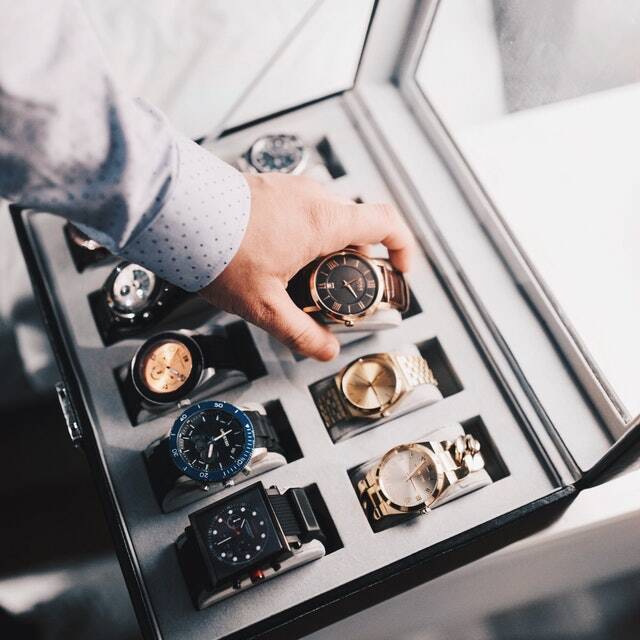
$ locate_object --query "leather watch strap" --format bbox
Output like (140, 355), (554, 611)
(395, 354), (438, 388)
(244, 410), (285, 456)
(286, 264), (315, 310)
(194, 334), (238, 371)
(268, 488), (325, 543)
(316, 383), (350, 429)
(380, 263), (410, 312)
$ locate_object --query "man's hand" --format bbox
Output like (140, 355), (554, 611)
(199, 173), (414, 361)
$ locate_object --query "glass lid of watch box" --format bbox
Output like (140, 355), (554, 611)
(83, 0), (375, 139)
(412, 0), (640, 429)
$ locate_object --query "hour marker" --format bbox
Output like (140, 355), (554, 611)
(245, 554), (250, 559)
(232, 556), (238, 562)
(260, 533), (266, 539)
(212, 529), (217, 535)
(240, 507), (245, 512)
(252, 511), (257, 516)
(366, 280), (375, 288)
(217, 518), (223, 523)
(220, 552), (226, 558)
(228, 509), (232, 515)
(357, 301), (366, 310)
(259, 521), (264, 525)
(326, 259), (338, 269)
(256, 545), (261, 551)
(331, 301), (341, 312)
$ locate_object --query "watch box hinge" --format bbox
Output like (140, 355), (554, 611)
(55, 381), (83, 447)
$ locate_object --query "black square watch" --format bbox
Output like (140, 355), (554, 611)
(177, 483), (326, 608)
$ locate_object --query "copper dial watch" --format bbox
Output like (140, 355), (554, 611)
(357, 435), (485, 521)
(287, 249), (410, 327)
(129, 331), (237, 406)
(316, 352), (438, 429)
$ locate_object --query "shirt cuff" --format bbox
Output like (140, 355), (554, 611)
(119, 135), (251, 292)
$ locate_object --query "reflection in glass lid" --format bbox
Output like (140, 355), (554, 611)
(415, 0), (640, 420)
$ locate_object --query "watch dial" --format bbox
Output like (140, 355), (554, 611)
(176, 407), (250, 477)
(341, 358), (398, 410)
(140, 339), (193, 395)
(378, 445), (439, 509)
(314, 253), (379, 317)
(207, 501), (271, 565)
(249, 134), (305, 173)
(111, 264), (156, 313)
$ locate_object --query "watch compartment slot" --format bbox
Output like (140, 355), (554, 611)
(460, 416), (510, 483)
(316, 136), (347, 180)
(401, 285), (422, 320)
(302, 483), (343, 555)
(416, 337), (463, 398)
(263, 399), (303, 464)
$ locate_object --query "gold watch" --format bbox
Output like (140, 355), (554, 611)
(357, 435), (484, 521)
(287, 249), (410, 327)
(316, 352), (437, 429)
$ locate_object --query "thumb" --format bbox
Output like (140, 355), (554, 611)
(252, 283), (340, 361)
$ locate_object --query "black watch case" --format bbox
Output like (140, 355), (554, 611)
(189, 483), (290, 588)
(130, 331), (205, 405)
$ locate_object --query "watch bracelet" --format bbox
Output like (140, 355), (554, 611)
(316, 383), (350, 429)
(379, 261), (410, 312)
(394, 353), (438, 388)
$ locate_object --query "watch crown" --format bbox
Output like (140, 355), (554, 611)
(345, 319), (355, 328)
(224, 479), (235, 488)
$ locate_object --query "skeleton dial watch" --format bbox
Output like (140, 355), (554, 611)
(357, 435), (485, 521)
(287, 249), (410, 327)
(316, 352), (438, 429)
(237, 134), (309, 175)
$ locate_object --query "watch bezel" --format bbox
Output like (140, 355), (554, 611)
(247, 133), (308, 175)
(309, 250), (385, 323)
(339, 354), (403, 415)
(375, 443), (445, 513)
(169, 400), (256, 483)
(131, 331), (204, 405)
(105, 261), (161, 321)
(188, 482), (289, 588)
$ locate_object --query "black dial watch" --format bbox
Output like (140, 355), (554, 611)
(90, 261), (191, 345)
(287, 249), (410, 328)
(145, 400), (286, 511)
(177, 482), (325, 607)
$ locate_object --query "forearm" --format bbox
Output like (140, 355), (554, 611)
(0, 0), (249, 291)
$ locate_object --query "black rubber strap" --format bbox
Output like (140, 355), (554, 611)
(245, 410), (285, 456)
(146, 437), (184, 507)
(194, 334), (238, 371)
(268, 488), (324, 543)
(286, 263), (315, 310)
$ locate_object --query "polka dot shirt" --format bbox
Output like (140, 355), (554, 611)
(0, 1), (250, 292)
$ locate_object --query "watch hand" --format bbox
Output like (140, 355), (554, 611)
(213, 428), (233, 442)
(206, 443), (215, 461)
(405, 459), (428, 482)
(341, 280), (359, 300)
(166, 366), (186, 381)
(216, 536), (232, 546)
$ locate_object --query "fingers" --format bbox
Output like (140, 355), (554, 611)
(317, 202), (415, 272)
(251, 282), (340, 361)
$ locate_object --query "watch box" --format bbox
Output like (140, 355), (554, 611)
(11, 1), (640, 639)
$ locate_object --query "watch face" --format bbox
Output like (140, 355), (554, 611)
(249, 134), (306, 174)
(110, 263), (157, 314)
(169, 401), (255, 483)
(378, 444), (441, 511)
(131, 332), (203, 404)
(313, 252), (380, 318)
(189, 483), (286, 586)
(207, 500), (272, 565)
(341, 356), (399, 411)
(140, 339), (193, 395)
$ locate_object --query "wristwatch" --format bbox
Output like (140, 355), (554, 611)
(146, 400), (286, 510)
(179, 481), (325, 604)
(237, 134), (309, 175)
(316, 352), (438, 429)
(64, 223), (111, 271)
(357, 435), (485, 521)
(287, 249), (410, 328)
(125, 330), (242, 408)
(90, 261), (190, 344)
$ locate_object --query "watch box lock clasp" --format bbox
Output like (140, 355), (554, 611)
(55, 381), (83, 447)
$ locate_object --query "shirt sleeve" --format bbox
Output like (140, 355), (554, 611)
(0, 0), (250, 292)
